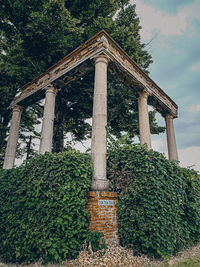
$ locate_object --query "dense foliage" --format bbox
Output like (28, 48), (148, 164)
(1, 141), (200, 262)
(86, 231), (107, 252)
(107, 143), (200, 258)
(0, 151), (93, 263)
(0, 0), (166, 165)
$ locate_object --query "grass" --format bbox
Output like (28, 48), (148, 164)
(160, 256), (200, 267)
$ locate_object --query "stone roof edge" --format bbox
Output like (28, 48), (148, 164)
(10, 30), (178, 115)
(99, 31), (178, 112)
(20, 30), (106, 91)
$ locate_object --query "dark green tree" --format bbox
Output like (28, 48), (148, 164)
(0, 0), (165, 161)
(0, 0), (82, 162)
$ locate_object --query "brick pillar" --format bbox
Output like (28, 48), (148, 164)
(87, 191), (119, 245)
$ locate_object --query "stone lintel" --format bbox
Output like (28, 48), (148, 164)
(8, 30), (178, 118)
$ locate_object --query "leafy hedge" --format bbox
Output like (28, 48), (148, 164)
(1, 144), (200, 262)
(107, 143), (200, 258)
(0, 151), (93, 263)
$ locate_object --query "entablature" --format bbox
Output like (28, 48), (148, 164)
(9, 30), (178, 118)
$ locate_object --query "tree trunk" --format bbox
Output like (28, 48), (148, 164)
(26, 135), (32, 160)
(52, 92), (64, 153)
(0, 110), (11, 154)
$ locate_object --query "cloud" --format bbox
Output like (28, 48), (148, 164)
(140, 0), (196, 15)
(191, 63), (200, 72)
(128, 0), (200, 172)
(145, 33), (200, 106)
(178, 146), (200, 172)
(132, 0), (200, 40)
(151, 136), (200, 172)
(189, 104), (200, 113)
(151, 135), (167, 152)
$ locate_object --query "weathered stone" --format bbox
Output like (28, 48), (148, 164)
(3, 105), (23, 169)
(138, 91), (152, 150)
(9, 30), (178, 119)
(91, 55), (109, 191)
(5, 30), (179, 175)
(39, 84), (56, 154)
(165, 114), (178, 161)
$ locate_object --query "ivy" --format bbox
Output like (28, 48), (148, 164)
(0, 151), (93, 263)
(107, 144), (200, 258)
(1, 144), (200, 262)
(86, 231), (107, 252)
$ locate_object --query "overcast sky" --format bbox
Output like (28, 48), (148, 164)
(129, 0), (200, 172)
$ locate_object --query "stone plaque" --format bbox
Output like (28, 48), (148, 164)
(98, 199), (114, 206)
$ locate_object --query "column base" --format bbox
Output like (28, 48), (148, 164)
(91, 178), (109, 191)
(87, 191), (119, 245)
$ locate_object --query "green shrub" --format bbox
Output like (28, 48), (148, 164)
(107, 143), (200, 258)
(0, 151), (93, 263)
(86, 231), (107, 252)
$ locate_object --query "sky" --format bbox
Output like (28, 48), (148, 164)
(129, 0), (200, 172)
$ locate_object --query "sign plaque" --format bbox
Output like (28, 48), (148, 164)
(98, 199), (114, 206)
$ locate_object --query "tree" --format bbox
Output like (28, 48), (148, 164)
(0, 0), (82, 163)
(0, 0), (165, 162)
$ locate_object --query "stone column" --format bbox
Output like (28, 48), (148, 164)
(91, 55), (109, 191)
(39, 84), (56, 154)
(165, 114), (178, 161)
(138, 91), (152, 149)
(3, 105), (23, 169)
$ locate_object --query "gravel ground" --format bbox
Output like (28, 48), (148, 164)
(1, 243), (200, 267)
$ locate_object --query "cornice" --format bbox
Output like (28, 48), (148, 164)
(8, 30), (178, 117)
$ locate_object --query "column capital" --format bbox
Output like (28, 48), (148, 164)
(45, 84), (57, 95)
(138, 90), (150, 99)
(12, 105), (23, 113)
(94, 54), (110, 65)
(165, 114), (175, 120)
